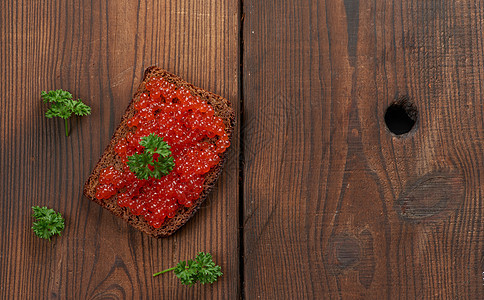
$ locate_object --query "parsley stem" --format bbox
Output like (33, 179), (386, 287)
(152, 266), (176, 277)
(64, 119), (69, 137)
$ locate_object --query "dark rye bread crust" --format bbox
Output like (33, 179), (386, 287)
(83, 66), (235, 238)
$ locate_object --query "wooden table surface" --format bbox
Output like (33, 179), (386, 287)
(2, 0), (484, 299)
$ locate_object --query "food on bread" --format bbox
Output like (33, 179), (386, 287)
(83, 66), (235, 237)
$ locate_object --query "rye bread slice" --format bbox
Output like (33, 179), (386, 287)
(83, 66), (235, 238)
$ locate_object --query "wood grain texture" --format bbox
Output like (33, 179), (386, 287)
(243, 0), (484, 298)
(0, 0), (239, 299)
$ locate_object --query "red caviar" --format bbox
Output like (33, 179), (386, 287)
(95, 77), (229, 228)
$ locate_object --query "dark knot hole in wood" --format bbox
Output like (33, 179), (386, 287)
(384, 97), (418, 135)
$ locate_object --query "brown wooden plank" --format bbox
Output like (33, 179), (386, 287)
(243, 0), (484, 298)
(0, 0), (239, 298)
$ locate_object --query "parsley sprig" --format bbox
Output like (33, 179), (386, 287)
(41, 89), (91, 137)
(153, 252), (223, 286)
(127, 133), (175, 180)
(31, 206), (65, 240)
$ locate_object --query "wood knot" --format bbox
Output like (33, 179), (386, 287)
(326, 230), (375, 288)
(395, 171), (465, 221)
(334, 236), (360, 267)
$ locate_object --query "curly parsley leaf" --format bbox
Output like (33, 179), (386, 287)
(153, 252), (223, 286)
(41, 89), (91, 136)
(31, 206), (65, 240)
(127, 133), (174, 180)
(193, 252), (223, 284)
(174, 260), (199, 285)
